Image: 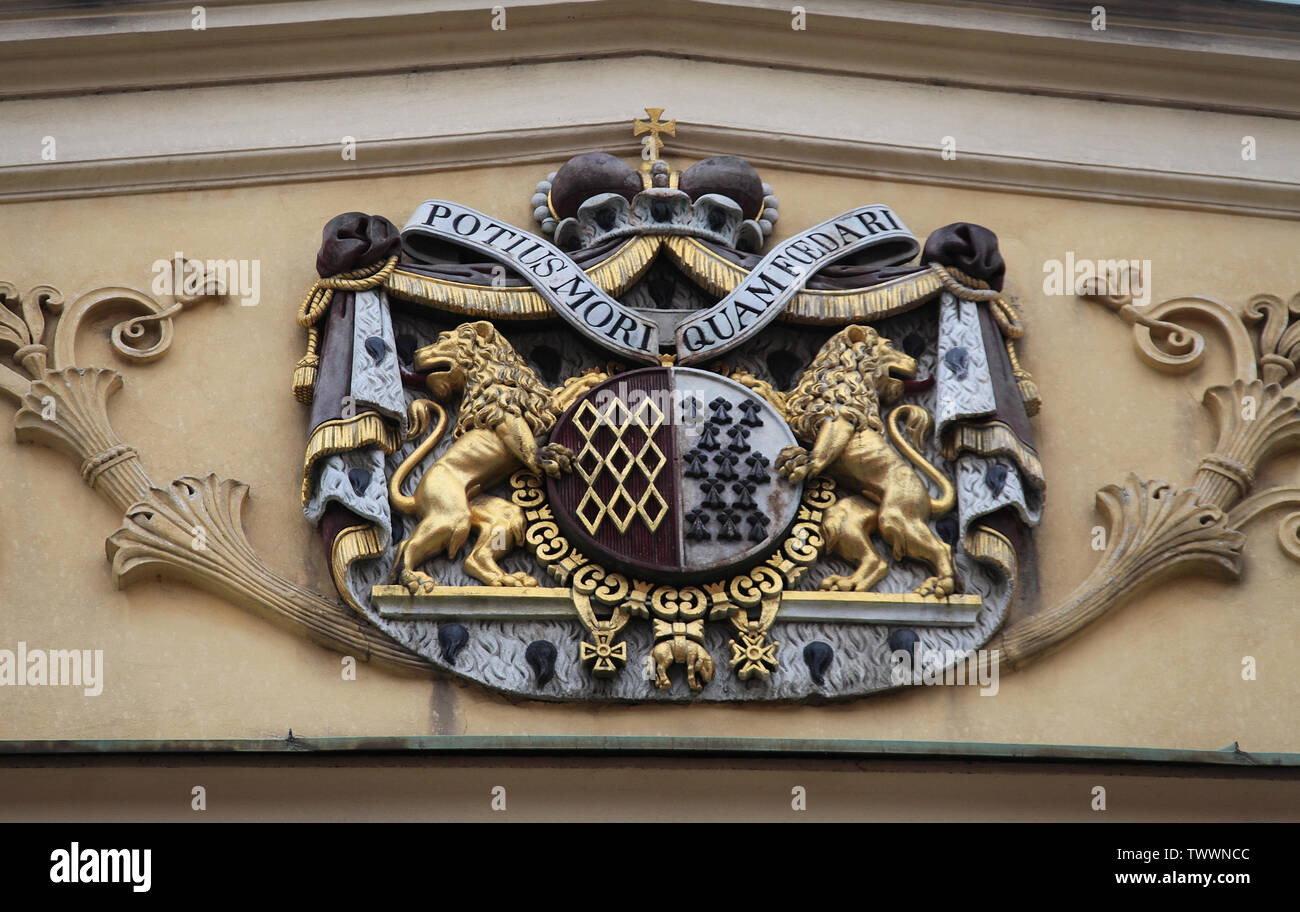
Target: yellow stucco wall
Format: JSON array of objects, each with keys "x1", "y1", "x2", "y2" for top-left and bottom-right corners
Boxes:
[{"x1": 2, "y1": 162, "x2": 1297, "y2": 749}]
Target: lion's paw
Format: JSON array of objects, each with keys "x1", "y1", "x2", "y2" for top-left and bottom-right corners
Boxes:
[
  {"x1": 534, "y1": 443, "x2": 575, "y2": 478},
  {"x1": 914, "y1": 576, "x2": 955, "y2": 599},
  {"x1": 819, "y1": 574, "x2": 867, "y2": 592},
  {"x1": 472, "y1": 569, "x2": 538, "y2": 587},
  {"x1": 400, "y1": 569, "x2": 438, "y2": 596},
  {"x1": 776, "y1": 445, "x2": 813, "y2": 482}
]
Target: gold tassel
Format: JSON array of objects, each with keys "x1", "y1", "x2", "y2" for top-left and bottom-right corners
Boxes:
[
  {"x1": 1004, "y1": 338, "x2": 1042, "y2": 417},
  {"x1": 291, "y1": 255, "x2": 399, "y2": 406},
  {"x1": 292, "y1": 356, "x2": 319, "y2": 405},
  {"x1": 1017, "y1": 375, "x2": 1042, "y2": 417},
  {"x1": 292, "y1": 326, "x2": 321, "y2": 404}
]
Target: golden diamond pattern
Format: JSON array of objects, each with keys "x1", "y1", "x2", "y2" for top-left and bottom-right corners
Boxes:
[
  {"x1": 637, "y1": 484, "x2": 669, "y2": 530},
  {"x1": 571, "y1": 391, "x2": 668, "y2": 536},
  {"x1": 605, "y1": 486, "x2": 638, "y2": 533},
  {"x1": 576, "y1": 487, "x2": 607, "y2": 531}
]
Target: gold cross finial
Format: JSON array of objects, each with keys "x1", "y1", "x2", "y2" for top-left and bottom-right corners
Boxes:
[{"x1": 633, "y1": 107, "x2": 676, "y2": 163}]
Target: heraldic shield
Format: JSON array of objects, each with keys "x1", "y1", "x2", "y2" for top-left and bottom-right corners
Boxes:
[
  {"x1": 294, "y1": 109, "x2": 1046, "y2": 702},
  {"x1": 547, "y1": 367, "x2": 802, "y2": 583}
]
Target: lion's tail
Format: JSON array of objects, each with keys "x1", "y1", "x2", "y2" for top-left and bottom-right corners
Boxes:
[
  {"x1": 887, "y1": 404, "x2": 955, "y2": 516},
  {"x1": 388, "y1": 399, "x2": 448, "y2": 516}
]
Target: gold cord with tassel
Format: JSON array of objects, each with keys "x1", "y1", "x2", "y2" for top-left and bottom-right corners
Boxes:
[{"x1": 292, "y1": 255, "x2": 400, "y2": 405}]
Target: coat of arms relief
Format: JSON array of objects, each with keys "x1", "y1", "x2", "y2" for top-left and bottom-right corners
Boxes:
[
  {"x1": 4, "y1": 109, "x2": 1296, "y2": 703},
  {"x1": 293, "y1": 108, "x2": 1044, "y2": 701}
]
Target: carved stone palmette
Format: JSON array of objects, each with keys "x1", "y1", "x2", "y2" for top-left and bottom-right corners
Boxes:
[
  {"x1": 999, "y1": 282, "x2": 1300, "y2": 671},
  {"x1": 988, "y1": 476, "x2": 1244, "y2": 670},
  {"x1": 106, "y1": 475, "x2": 426, "y2": 670},
  {"x1": 0, "y1": 282, "x2": 59, "y2": 384},
  {"x1": 2, "y1": 277, "x2": 429, "y2": 673},
  {"x1": 1195, "y1": 379, "x2": 1300, "y2": 510},
  {"x1": 1244, "y1": 292, "x2": 1300, "y2": 386},
  {"x1": 14, "y1": 368, "x2": 150, "y2": 512}
]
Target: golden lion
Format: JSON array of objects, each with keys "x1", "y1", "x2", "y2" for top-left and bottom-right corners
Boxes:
[
  {"x1": 387, "y1": 320, "x2": 607, "y2": 593},
  {"x1": 731, "y1": 324, "x2": 958, "y2": 597}
]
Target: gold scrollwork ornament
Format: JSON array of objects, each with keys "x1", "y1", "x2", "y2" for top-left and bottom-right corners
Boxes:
[{"x1": 509, "y1": 470, "x2": 837, "y2": 690}]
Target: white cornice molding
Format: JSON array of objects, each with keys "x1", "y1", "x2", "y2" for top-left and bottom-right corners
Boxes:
[
  {"x1": 4, "y1": 121, "x2": 1296, "y2": 220},
  {"x1": 2, "y1": 54, "x2": 1300, "y2": 218},
  {"x1": 2, "y1": 0, "x2": 1299, "y2": 116},
  {"x1": 8, "y1": 123, "x2": 1296, "y2": 221},
  {"x1": 0, "y1": 9, "x2": 1296, "y2": 217}
]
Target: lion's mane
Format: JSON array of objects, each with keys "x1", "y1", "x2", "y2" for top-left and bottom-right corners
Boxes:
[
  {"x1": 784, "y1": 325, "x2": 887, "y2": 440},
  {"x1": 445, "y1": 323, "x2": 559, "y2": 437}
]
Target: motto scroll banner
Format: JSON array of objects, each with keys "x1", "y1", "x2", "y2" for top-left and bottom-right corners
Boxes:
[
  {"x1": 675, "y1": 205, "x2": 918, "y2": 363},
  {"x1": 402, "y1": 201, "x2": 661, "y2": 364}
]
